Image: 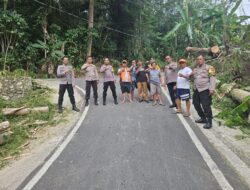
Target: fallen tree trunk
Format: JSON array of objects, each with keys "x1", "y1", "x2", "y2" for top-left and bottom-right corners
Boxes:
[
  {"x1": 221, "y1": 84, "x2": 250, "y2": 107},
  {"x1": 0, "y1": 121, "x2": 10, "y2": 133},
  {"x1": 186, "y1": 45, "x2": 220, "y2": 54},
  {"x1": 2, "y1": 106, "x2": 49, "y2": 116},
  {"x1": 230, "y1": 89, "x2": 250, "y2": 107},
  {"x1": 220, "y1": 83, "x2": 250, "y2": 124}
]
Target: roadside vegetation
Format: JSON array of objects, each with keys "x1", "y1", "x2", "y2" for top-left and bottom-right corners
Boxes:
[{"x1": 0, "y1": 82, "x2": 57, "y2": 168}]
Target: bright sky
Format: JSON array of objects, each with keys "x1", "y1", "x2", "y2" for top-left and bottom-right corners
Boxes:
[{"x1": 237, "y1": 0, "x2": 250, "y2": 24}]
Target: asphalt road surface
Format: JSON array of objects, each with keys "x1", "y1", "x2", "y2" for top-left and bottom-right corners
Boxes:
[{"x1": 19, "y1": 79, "x2": 249, "y2": 190}]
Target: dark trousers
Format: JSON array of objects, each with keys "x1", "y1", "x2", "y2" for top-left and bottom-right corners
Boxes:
[
  {"x1": 85, "y1": 80, "x2": 98, "y2": 100},
  {"x1": 193, "y1": 89, "x2": 213, "y2": 120},
  {"x1": 58, "y1": 84, "x2": 76, "y2": 106},
  {"x1": 167, "y1": 82, "x2": 176, "y2": 106},
  {"x1": 103, "y1": 81, "x2": 117, "y2": 99}
]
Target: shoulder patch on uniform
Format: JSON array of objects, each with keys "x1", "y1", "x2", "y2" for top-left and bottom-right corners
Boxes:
[{"x1": 208, "y1": 66, "x2": 216, "y2": 76}]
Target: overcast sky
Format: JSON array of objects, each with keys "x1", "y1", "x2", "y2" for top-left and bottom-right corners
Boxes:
[{"x1": 237, "y1": 0, "x2": 250, "y2": 24}]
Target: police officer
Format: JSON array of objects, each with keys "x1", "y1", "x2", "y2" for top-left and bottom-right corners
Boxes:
[
  {"x1": 57, "y1": 56, "x2": 80, "y2": 113},
  {"x1": 192, "y1": 55, "x2": 216, "y2": 129}
]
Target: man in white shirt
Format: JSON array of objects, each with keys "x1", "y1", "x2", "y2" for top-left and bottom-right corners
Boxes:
[{"x1": 174, "y1": 59, "x2": 192, "y2": 117}]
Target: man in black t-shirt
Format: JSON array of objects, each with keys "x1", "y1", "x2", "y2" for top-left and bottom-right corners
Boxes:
[{"x1": 136, "y1": 60, "x2": 149, "y2": 102}]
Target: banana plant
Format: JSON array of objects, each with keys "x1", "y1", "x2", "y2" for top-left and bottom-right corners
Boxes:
[
  {"x1": 31, "y1": 40, "x2": 65, "y2": 60},
  {"x1": 163, "y1": 1, "x2": 194, "y2": 45}
]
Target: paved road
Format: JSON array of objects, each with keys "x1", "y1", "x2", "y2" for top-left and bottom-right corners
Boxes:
[{"x1": 19, "y1": 79, "x2": 249, "y2": 190}]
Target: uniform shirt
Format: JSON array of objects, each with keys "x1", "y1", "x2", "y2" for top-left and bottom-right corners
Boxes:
[
  {"x1": 57, "y1": 64, "x2": 75, "y2": 86},
  {"x1": 177, "y1": 67, "x2": 192, "y2": 89},
  {"x1": 81, "y1": 63, "x2": 99, "y2": 81},
  {"x1": 136, "y1": 66, "x2": 148, "y2": 83},
  {"x1": 149, "y1": 69, "x2": 161, "y2": 85},
  {"x1": 193, "y1": 63, "x2": 216, "y2": 92},
  {"x1": 100, "y1": 65, "x2": 115, "y2": 82},
  {"x1": 165, "y1": 62, "x2": 178, "y2": 84}
]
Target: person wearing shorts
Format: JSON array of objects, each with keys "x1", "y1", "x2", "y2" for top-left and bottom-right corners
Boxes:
[
  {"x1": 118, "y1": 60, "x2": 132, "y2": 103},
  {"x1": 149, "y1": 62, "x2": 165, "y2": 106},
  {"x1": 175, "y1": 59, "x2": 192, "y2": 117}
]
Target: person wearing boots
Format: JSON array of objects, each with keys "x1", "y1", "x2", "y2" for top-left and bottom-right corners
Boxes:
[
  {"x1": 57, "y1": 56, "x2": 80, "y2": 113},
  {"x1": 81, "y1": 56, "x2": 99, "y2": 106},
  {"x1": 100, "y1": 57, "x2": 118, "y2": 105},
  {"x1": 192, "y1": 55, "x2": 216, "y2": 129}
]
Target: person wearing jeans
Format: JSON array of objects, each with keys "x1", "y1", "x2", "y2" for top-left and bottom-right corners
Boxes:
[
  {"x1": 57, "y1": 56, "x2": 80, "y2": 113},
  {"x1": 81, "y1": 56, "x2": 99, "y2": 106},
  {"x1": 100, "y1": 57, "x2": 118, "y2": 105},
  {"x1": 165, "y1": 55, "x2": 178, "y2": 108},
  {"x1": 136, "y1": 60, "x2": 149, "y2": 103}
]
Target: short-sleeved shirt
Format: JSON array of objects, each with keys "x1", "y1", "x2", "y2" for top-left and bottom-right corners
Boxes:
[
  {"x1": 165, "y1": 62, "x2": 178, "y2": 84},
  {"x1": 131, "y1": 66, "x2": 137, "y2": 82},
  {"x1": 149, "y1": 69, "x2": 161, "y2": 85},
  {"x1": 177, "y1": 67, "x2": 192, "y2": 89},
  {"x1": 136, "y1": 66, "x2": 148, "y2": 82}
]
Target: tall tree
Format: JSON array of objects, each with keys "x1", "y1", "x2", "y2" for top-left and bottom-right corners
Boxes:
[{"x1": 87, "y1": 0, "x2": 94, "y2": 56}]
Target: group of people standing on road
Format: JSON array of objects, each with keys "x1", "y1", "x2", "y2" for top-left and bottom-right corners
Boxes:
[{"x1": 57, "y1": 54, "x2": 216, "y2": 129}]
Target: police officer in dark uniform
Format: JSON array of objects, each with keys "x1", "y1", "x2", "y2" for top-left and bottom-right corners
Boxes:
[{"x1": 192, "y1": 55, "x2": 216, "y2": 129}]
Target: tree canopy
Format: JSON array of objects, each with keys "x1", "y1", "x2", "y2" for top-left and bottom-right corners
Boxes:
[{"x1": 0, "y1": 0, "x2": 249, "y2": 80}]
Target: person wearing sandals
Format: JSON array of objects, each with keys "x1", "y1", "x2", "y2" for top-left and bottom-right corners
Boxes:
[
  {"x1": 149, "y1": 61, "x2": 165, "y2": 106},
  {"x1": 174, "y1": 59, "x2": 192, "y2": 117},
  {"x1": 118, "y1": 60, "x2": 132, "y2": 103}
]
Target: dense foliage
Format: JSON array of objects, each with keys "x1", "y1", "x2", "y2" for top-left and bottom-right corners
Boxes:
[{"x1": 0, "y1": 0, "x2": 249, "y2": 76}]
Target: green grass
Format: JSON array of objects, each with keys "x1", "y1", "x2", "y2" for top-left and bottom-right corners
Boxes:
[
  {"x1": 0, "y1": 87, "x2": 57, "y2": 168},
  {"x1": 213, "y1": 95, "x2": 250, "y2": 135}
]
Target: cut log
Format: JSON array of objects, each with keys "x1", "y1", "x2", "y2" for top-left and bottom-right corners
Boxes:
[
  {"x1": 2, "y1": 106, "x2": 26, "y2": 116},
  {"x1": 230, "y1": 89, "x2": 250, "y2": 107},
  {"x1": 31, "y1": 107, "x2": 49, "y2": 114},
  {"x1": 27, "y1": 120, "x2": 48, "y2": 126},
  {"x1": 220, "y1": 83, "x2": 237, "y2": 94},
  {"x1": 0, "y1": 121, "x2": 10, "y2": 133},
  {"x1": 220, "y1": 83, "x2": 250, "y2": 124},
  {"x1": 221, "y1": 84, "x2": 250, "y2": 106},
  {"x1": 2, "y1": 106, "x2": 49, "y2": 116},
  {"x1": 185, "y1": 45, "x2": 220, "y2": 54}
]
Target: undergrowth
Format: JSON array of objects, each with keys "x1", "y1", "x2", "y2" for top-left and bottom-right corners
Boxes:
[
  {"x1": 213, "y1": 95, "x2": 250, "y2": 135},
  {"x1": 0, "y1": 86, "x2": 57, "y2": 168}
]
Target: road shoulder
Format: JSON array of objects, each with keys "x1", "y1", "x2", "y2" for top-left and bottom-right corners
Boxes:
[
  {"x1": 161, "y1": 87, "x2": 250, "y2": 188},
  {"x1": 0, "y1": 79, "x2": 85, "y2": 190}
]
